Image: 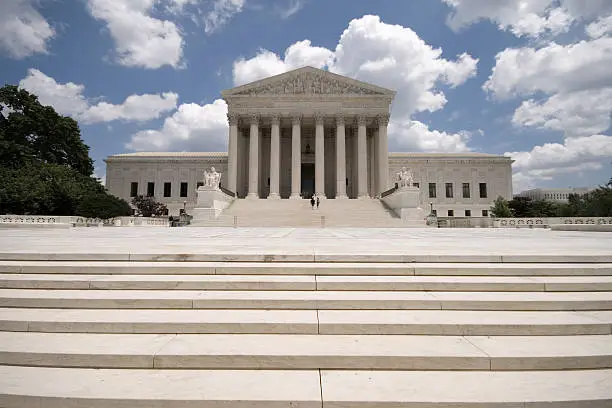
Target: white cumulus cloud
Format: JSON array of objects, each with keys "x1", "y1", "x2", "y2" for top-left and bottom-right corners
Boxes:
[
  {"x1": 443, "y1": 0, "x2": 612, "y2": 38},
  {"x1": 0, "y1": 0, "x2": 55, "y2": 58},
  {"x1": 19, "y1": 69, "x2": 178, "y2": 124},
  {"x1": 86, "y1": 0, "x2": 184, "y2": 69},
  {"x1": 229, "y1": 15, "x2": 478, "y2": 153},
  {"x1": 127, "y1": 99, "x2": 229, "y2": 151},
  {"x1": 507, "y1": 135, "x2": 612, "y2": 190}
]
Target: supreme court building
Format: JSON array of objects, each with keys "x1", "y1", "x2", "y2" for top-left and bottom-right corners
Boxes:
[{"x1": 106, "y1": 67, "x2": 513, "y2": 217}]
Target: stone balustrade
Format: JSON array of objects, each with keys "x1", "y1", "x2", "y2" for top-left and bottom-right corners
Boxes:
[
  {"x1": 495, "y1": 217, "x2": 612, "y2": 228},
  {"x1": 0, "y1": 215, "x2": 170, "y2": 227}
]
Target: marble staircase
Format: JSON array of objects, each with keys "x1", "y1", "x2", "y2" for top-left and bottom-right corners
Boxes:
[
  {"x1": 190, "y1": 198, "x2": 409, "y2": 227},
  {"x1": 0, "y1": 252, "x2": 611, "y2": 406}
]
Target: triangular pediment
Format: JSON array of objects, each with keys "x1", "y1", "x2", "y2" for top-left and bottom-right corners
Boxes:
[{"x1": 222, "y1": 66, "x2": 396, "y2": 97}]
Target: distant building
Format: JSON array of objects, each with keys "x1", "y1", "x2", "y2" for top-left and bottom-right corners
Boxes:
[{"x1": 516, "y1": 187, "x2": 592, "y2": 203}]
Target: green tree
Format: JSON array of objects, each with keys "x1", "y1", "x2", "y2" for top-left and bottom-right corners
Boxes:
[
  {"x1": 0, "y1": 85, "x2": 130, "y2": 218},
  {"x1": 77, "y1": 193, "x2": 133, "y2": 219},
  {"x1": 0, "y1": 85, "x2": 93, "y2": 176},
  {"x1": 508, "y1": 197, "x2": 534, "y2": 217},
  {"x1": 490, "y1": 196, "x2": 513, "y2": 217},
  {"x1": 131, "y1": 195, "x2": 168, "y2": 217}
]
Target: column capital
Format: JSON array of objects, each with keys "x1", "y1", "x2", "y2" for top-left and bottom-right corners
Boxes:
[
  {"x1": 377, "y1": 113, "x2": 390, "y2": 126},
  {"x1": 356, "y1": 114, "x2": 367, "y2": 127},
  {"x1": 248, "y1": 113, "x2": 259, "y2": 125},
  {"x1": 270, "y1": 114, "x2": 281, "y2": 126},
  {"x1": 314, "y1": 112, "x2": 325, "y2": 125},
  {"x1": 227, "y1": 113, "x2": 239, "y2": 126},
  {"x1": 335, "y1": 116, "x2": 345, "y2": 126},
  {"x1": 291, "y1": 114, "x2": 302, "y2": 125}
]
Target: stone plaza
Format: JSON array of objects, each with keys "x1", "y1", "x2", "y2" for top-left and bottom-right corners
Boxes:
[{"x1": 0, "y1": 227, "x2": 611, "y2": 406}]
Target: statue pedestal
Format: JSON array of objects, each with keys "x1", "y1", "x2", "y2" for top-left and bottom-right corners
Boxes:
[
  {"x1": 191, "y1": 187, "x2": 235, "y2": 222},
  {"x1": 380, "y1": 187, "x2": 429, "y2": 227}
]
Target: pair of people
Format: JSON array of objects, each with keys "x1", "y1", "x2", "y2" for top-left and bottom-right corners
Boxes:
[{"x1": 310, "y1": 195, "x2": 320, "y2": 209}]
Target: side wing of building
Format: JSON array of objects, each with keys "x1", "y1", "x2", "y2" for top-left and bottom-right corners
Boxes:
[{"x1": 105, "y1": 151, "x2": 513, "y2": 217}]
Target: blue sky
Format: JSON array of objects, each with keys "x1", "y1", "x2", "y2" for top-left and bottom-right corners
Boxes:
[{"x1": 2, "y1": 0, "x2": 611, "y2": 192}]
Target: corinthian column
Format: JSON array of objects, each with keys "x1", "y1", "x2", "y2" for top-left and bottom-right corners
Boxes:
[
  {"x1": 268, "y1": 114, "x2": 281, "y2": 199},
  {"x1": 335, "y1": 115, "x2": 347, "y2": 199},
  {"x1": 247, "y1": 114, "x2": 259, "y2": 199},
  {"x1": 290, "y1": 114, "x2": 302, "y2": 199},
  {"x1": 227, "y1": 113, "x2": 239, "y2": 194},
  {"x1": 315, "y1": 113, "x2": 326, "y2": 199},
  {"x1": 377, "y1": 113, "x2": 390, "y2": 195},
  {"x1": 357, "y1": 114, "x2": 368, "y2": 198}
]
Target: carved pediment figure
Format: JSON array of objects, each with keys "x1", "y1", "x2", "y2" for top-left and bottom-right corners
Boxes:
[
  {"x1": 224, "y1": 67, "x2": 396, "y2": 97},
  {"x1": 235, "y1": 71, "x2": 381, "y2": 95}
]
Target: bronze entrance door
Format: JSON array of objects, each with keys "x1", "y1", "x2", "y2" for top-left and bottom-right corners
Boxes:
[{"x1": 301, "y1": 163, "x2": 315, "y2": 198}]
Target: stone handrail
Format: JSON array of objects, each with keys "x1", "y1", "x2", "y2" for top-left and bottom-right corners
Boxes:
[
  {"x1": 219, "y1": 185, "x2": 236, "y2": 198},
  {"x1": 380, "y1": 185, "x2": 398, "y2": 198}
]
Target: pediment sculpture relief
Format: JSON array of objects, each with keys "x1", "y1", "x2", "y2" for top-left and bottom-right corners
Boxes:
[{"x1": 235, "y1": 72, "x2": 382, "y2": 96}]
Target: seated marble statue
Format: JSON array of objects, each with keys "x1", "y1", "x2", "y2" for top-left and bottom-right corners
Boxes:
[
  {"x1": 397, "y1": 167, "x2": 414, "y2": 188},
  {"x1": 203, "y1": 167, "x2": 222, "y2": 189}
]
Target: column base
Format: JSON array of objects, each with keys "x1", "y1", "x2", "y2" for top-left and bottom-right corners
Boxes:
[
  {"x1": 289, "y1": 194, "x2": 302, "y2": 200},
  {"x1": 246, "y1": 193, "x2": 260, "y2": 200},
  {"x1": 335, "y1": 194, "x2": 349, "y2": 200},
  {"x1": 267, "y1": 193, "x2": 281, "y2": 200},
  {"x1": 357, "y1": 194, "x2": 370, "y2": 200}
]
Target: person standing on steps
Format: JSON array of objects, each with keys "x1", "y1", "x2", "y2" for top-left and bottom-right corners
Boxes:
[
  {"x1": 316, "y1": 196, "x2": 320, "y2": 209},
  {"x1": 310, "y1": 195, "x2": 315, "y2": 209}
]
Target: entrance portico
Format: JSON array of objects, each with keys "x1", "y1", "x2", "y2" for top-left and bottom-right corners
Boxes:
[{"x1": 222, "y1": 67, "x2": 395, "y2": 199}]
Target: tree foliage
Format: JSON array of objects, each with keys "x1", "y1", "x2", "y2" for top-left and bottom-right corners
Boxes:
[
  {"x1": 0, "y1": 85, "x2": 130, "y2": 218},
  {"x1": 493, "y1": 181, "x2": 612, "y2": 218},
  {"x1": 131, "y1": 195, "x2": 168, "y2": 217},
  {"x1": 0, "y1": 85, "x2": 93, "y2": 176},
  {"x1": 490, "y1": 196, "x2": 513, "y2": 217}
]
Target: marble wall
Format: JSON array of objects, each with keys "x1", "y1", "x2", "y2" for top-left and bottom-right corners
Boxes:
[{"x1": 106, "y1": 152, "x2": 513, "y2": 216}]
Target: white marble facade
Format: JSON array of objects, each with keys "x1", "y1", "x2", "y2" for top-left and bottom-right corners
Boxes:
[{"x1": 105, "y1": 67, "x2": 513, "y2": 216}]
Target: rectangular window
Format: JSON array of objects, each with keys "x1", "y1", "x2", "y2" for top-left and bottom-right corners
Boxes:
[
  {"x1": 180, "y1": 182, "x2": 188, "y2": 197},
  {"x1": 130, "y1": 182, "x2": 138, "y2": 197},
  {"x1": 462, "y1": 182, "x2": 470, "y2": 198},
  {"x1": 479, "y1": 183, "x2": 488, "y2": 198},
  {"x1": 448, "y1": 209, "x2": 454, "y2": 217},
  {"x1": 164, "y1": 182, "x2": 171, "y2": 198},
  {"x1": 428, "y1": 183, "x2": 436, "y2": 198},
  {"x1": 465, "y1": 209, "x2": 471, "y2": 217},
  {"x1": 482, "y1": 209, "x2": 489, "y2": 217},
  {"x1": 147, "y1": 182, "x2": 155, "y2": 197},
  {"x1": 445, "y1": 183, "x2": 453, "y2": 198}
]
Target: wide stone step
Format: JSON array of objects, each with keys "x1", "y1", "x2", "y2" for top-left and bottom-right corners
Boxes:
[
  {"x1": 1, "y1": 332, "x2": 610, "y2": 370},
  {"x1": 2, "y1": 274, "x2": 612, "y2": 291},
  {"x1": 3, "y1": 308, "x2": 610, "y2": 335},
  {"x1": 2, "y1": 261, "x2": 611, "y2": 276},
  {"x1": 1, "y1": 366, "x2": 610, "y2": 407},
  {"x1": 0, "y1": 308, "x2": 319, "y2": 333},
  {"x1": 0, "y1": 366, "x2": 322, "y2": 408},
  {"x1": 2, "y1": 289, "x2": 611, "y2": 310},
  {"x1": 321, "y1": 369, "x2": 612, "y2": 407}
]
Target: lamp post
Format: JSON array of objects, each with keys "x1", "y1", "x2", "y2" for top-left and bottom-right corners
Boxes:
[
  {"x1": 183, "y1": 201, "x2": 187, "y2": 214},
  {"x1": 429, "y1": 202, "x2": 433, "y2": 214}
]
